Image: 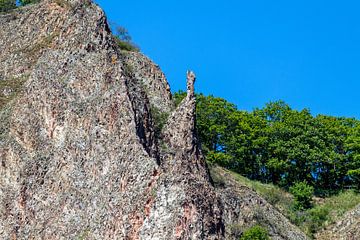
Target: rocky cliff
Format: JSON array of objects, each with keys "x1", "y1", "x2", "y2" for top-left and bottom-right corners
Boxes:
[{"x1": 0, "y1": 1, "x2": 308, "y2": 239}]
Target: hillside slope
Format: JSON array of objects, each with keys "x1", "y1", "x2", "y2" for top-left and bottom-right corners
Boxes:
[
  {"x1": 211, "y1": 166, "x2": 308, "y2": 240},
  {"x1": 316, "y1": 204, "x2": 360, "y2": 240}
]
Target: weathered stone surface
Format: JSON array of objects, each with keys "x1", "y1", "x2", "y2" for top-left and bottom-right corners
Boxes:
[
  {"x1": 0, "y1": 1, "x2": 221, "y2": 239},
  {"x1": 316, "y1": 204, "x2": 360, "y2": 240},
  {"x1": 122, "y1": 51, "x2": 173, "y2": 113}
]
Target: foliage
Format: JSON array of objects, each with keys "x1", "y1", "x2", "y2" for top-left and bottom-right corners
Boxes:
[
  {"x1": 151, "y1": 105, "x2": 169, "y2": 139},
  {"x1": 227, "y1": 169, "x2": 293, "y2": 209},
  {"x1": 289, "y1": 190, "x2": 360, "y2": 237},
  {"x1": 175, "y1": 89, "x2": 360, "y2": 194},
  {"x1": 173, "y1": 90, "x2": 186, "y2": 107},
  {"x1": 113, "y1": 25, "x2": 140, "y2": 52},
  {"x1": 289, "y1": 181, "x2": 314, "y2": 210},
  {"x1": 19, "y1": 0, "x2": 40, "y2": 6},
  {"x1": 240, "y1": 225, "x2": 270, "y2": 240},
  {"x1": 345, "y1": 124, "x2": 360, "y2": 189},
  {"x1": 226, "y1": 166, "x2": 360, "y2": 238},
  {"x1": 114, "y1": 37, "x2": 140, "y2": 52},
  {"x1": 0, "y1": 0, "x2": 16, "y2": 12}
]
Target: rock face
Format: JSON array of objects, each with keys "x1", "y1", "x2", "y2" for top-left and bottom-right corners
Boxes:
[
  {"x1": 316, "y1": 204, "x2": 360, "y2": 240},
  {"x1": 0, "y1": 1, "x2": 221, "y2": 239},
  {"x1": 0, "y1": 1, "x2": 307, "y2": 239},
  {"x1": 122, "y1": 52, "x2": 173, "y2": 113}
]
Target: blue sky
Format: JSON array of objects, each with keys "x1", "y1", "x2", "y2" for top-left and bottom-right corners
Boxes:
[{"x1": 95, "y1": 0, "x2": 359, "y2": 119}]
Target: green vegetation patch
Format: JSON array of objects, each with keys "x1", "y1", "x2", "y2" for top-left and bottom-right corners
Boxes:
[
  {"x1": 0, "y1": 0, "x2": 16, "y2": 13},
  {"x1": 291, "y1": 190, "x2": 360, "y2": 237},
  {"x1": 290, "y1": 181, "x2": 314, "y2": 210},
  {"x1": 151, "y1": 105, "x2": 169, "y2": 139},
  {"x1": 113, "y1": 25, "x2": 140, "y2": 52},
  {"x1": 228, "y1": 169, "x2": 293, "y2": 211},
  {"x1": 223, "y1": 167, "x2": 360, "y2": 238},
  {"x1": 0, "y1": 75, "x2": 28, "y2": 110},
  {"x1": 0, "y1": 0, "x2": 41, "y2": 13},
  {"x1": 240, "y1": 225, "x2": 270, "y2": 240},
  {"x1": 115, "y1": 37, "x2": 140, "y2": 52}
]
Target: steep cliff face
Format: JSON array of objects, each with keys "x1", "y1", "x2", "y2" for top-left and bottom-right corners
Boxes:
[
  {"x1": 316, "y1": 204, "x2": 360, "y2": 240},
  {"x1": 0, "y1": 1, "x2": 308, "y2": 239},
  {"x1": 0, "y1": 1, "x2": 221, "y2": 239},
  {"x1": 122, "y1": 52, "x2": 173, "y2": 113}
]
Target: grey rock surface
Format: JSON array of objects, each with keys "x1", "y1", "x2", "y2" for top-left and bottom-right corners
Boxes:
[
  {"x1": 0, "y1": 1, "x2": 221, "y2": 239},
  {"x1": 122, "y1": 51, "x2": 173, "y2": 114}
]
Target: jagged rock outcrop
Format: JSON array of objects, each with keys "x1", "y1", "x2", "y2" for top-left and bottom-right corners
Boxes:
[
  {"x1": 316, "y1": 204, "x2": 360, "y2": 240},
  {"x1": 122, "y1": 52, "x2": 173, "y2": 113},
  {"x1": 211, "y1": 167, "x2": 308, "y2": 240},
  {"x1": 0, "y1": 1, "x2": 221, "y2": 239},
  {"x1": 0, "y1": 1, "x2": 309, "y2": 239}
]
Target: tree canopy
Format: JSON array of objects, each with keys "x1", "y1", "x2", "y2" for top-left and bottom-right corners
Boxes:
[{"x1": 173, "y1": 92, "x2": 360, "y2": 195}]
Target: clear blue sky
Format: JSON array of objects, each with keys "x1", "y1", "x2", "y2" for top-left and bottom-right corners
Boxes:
[{"x1": 95, "y1": 0, "x2": 359, "y2": 119}]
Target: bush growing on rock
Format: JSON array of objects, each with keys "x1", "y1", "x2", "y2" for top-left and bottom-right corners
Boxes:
[
  {"x1": 0, "y1": 0, "x2": 16, "y2": 12},
  {"x1": 290, "y1": 181, "x2": 314, "y2": 210},
  {"x1": 240, "y1": 225, "x2": 270, "y2": 240},
  {"x1": 113, "y1": 25, "x2": 140, "y2": 52}
]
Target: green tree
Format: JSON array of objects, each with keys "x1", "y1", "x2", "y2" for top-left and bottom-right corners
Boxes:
[
  {"x1": 174, "y1": 90, "x2": 360, "y2": 194},
  {"x1": 346, "y1": 123, "x2": 360, "y2": 189},
  {"x1": 0, "y1": 0, "x2": 16, "y2": 12},
  {"x1": 173, "y1": 90, "x2": 186, "y2": 107},
  {"x1": 195, "y1": 94, "x2": 237, "y2": 153},
  {"x1": 113, "y1": 24, "x2": 139, "y2": 52}
]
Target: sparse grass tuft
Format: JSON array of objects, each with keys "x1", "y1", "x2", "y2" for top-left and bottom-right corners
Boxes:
[
  {"x1": 114, "y1": 36, "x2": 139, "y2": 52},
  {"x1": 228, "y1": 170, "x2": 293, "y2": 213},
  {"x1": 0, "y1": 75, "x2": 28, "y2": 109}
]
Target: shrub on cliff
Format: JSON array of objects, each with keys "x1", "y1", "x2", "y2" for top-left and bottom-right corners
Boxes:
[
  {"x1": 0, "y1": 0, "x2": 16, "y2": 12},
  {"x1": 240, "y1": 225, "x2": 270, "y2": 240},
  {"x1": 113, "y1": 25, "x2": 139, "y2": 52}
]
